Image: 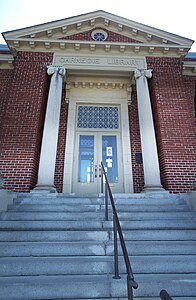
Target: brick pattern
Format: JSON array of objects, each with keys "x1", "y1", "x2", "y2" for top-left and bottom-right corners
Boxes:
[
  {"x1": 147, "y1": 57, "x2": 196, "y2": 192},
  {"x1": 54, "y1": 88, "x2": 68, "y2": 192},
  {"x1": 60, "y1": 28, "x2": 142, "y2": 43},
  {"x1": 0, "y1": 69, "x2": 12, "y2": 132},
  {"x1": 0, "y1": 51, "x2": 53, "y2": 192},
  {"x1": 128, "y1": 91, "x2": 144, "y2": 192}
]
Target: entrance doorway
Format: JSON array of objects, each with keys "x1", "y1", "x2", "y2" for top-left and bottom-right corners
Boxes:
[
  {"x1": 63, "y1": 86, "x2": 134, "y2": 195},
  {"x1": 73, "y1": 132, "x2": 123, "y2": 194}
]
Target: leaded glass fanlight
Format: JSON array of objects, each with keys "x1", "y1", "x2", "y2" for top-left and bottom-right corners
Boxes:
[{"x1": 77, "y1": 106, "x2": 119, "y2": 129}]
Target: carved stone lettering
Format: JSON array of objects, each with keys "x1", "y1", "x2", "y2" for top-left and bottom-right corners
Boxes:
[
  {"x1": 60, "y1": 57, "x2": 100, "y2": 65},
  {"x1": 53, "y1": 54, "x2": 146, "y2": 70},
  {"x1": 107, "y1": 58, "x2": 139, "y2": 67}
]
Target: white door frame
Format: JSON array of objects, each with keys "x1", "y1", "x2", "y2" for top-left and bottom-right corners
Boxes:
[{"x1": 62, "y1": 80, "x2": 134, "y2": 194}]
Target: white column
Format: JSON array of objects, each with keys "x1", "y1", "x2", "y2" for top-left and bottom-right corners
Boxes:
[
  {"x1": 33, "y1": 66, "x2": 66, "y2": 193},
  {"x1": 134, "y1": 69, "x2": 164, "y2": 192}
]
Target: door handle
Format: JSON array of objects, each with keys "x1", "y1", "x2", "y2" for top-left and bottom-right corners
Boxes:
[
  {"x1": 95, "y1": 165, "x2": 98, "y2": 178},
  {"x1": 99, "y1": 164, "x2": 102, "y2": 178}
]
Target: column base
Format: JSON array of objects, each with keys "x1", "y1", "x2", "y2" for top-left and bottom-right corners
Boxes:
[
  {"x1": 186, "y1": 191, "x2": 196, "y2": 212},
  {"x1": 31, "y1": 185, "x2": 57, "y2": 194},
  {"x1": 142, "y1": 184, "x2": 168, "y2": 194}
]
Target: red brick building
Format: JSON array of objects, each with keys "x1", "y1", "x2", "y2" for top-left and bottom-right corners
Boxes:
[{"x1": 0, "y1": 11, "x2": 195, "y2": 194}]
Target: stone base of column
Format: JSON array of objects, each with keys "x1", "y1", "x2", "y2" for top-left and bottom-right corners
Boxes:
[
  {"x1": 31, "y1": 185, "x2": 57, "y2": 194},
  {"x1": 186, "y1": 190, "x2": 196, "y2": 212},
  {"x1": 142, "y1": 184, "x2": 168, "y2": 193}
]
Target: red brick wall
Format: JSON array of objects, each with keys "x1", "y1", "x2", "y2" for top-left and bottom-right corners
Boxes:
[
  {"x1": 54, "y1": 88, "x2": 68, "y2": 192},
  {"x1": 128, "y1": 90, "x2": 144, "y2": 192},
  {"x1": 60, "y1": 28, "x2": 142, "y2": 43},
  {"x1": 147, "y1": 57, "x2": 196, "y2": 192},
  {"x1": 0, "y1": 51, "x2": 53, "y2": 191},
  {"x1": 0, "y1": 69, "x2": 12, "y2": 132}
]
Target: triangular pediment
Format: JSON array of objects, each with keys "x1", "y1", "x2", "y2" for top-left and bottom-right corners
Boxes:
[{"x1": 2, "y1": 10, "x2": 194, "y2": 57}]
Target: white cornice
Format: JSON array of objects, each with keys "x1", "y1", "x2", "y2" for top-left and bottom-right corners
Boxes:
[
  {"x1": 5, "y1": 37, "x2": 191, "y2": 58},
  {"x1": 183, "y1": 60, "x2": 196, "y2": 76},
  {"x1": 0, "y1": 54, "x2": 14, "y2": 69}
]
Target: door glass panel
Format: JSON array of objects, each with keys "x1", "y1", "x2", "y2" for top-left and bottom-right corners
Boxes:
[
  {"x1": 102, "y1": 136, "x2": 118, "y2": 183},
  {"x1": 78, "y1": 135, "x2": 94, "y2": 183}
]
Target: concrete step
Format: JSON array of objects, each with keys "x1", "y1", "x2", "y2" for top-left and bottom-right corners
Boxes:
[
  {"x1": 7, "y1": 203, "x2": 101, "y2": 212},
  {"x1": 107, "y1": 240, "x2": 196, "y2": 256},
  {"x1": 1, "y1": 255, "x2": 196, "y2": 276},
  {"x1": 13, "y1": 195, "x2": 185, "y2": 206},
  {"x1": 0, "y1": 220, "x2": 103, "y2": 230},
  {"x1": 105, "y1": 219, "x2": 196, "y2": 230},
  {"x1": 1, "y1": 228, "x2": 196, "y2": 242},
  {"x1": 114, "y1": 198, "x2": 185, "y2": 206},
  {"x1": 108, "y1": 204, "x2": 191, "y2": 212},
  {"x1": 7, "y1": 203, "x2": 191, "y2": 212},
  {"x1": 0, "y1": 219, "x2": 195, "y2": 230},
  {"x1": 0, "y1": 230, "x2": 109, "y2": 242},
  {"x1": 14, "y1": 197, "x2": 104, "y2": 205},
  {"x1": 1, "y1": 211, "x2": 195, "y2": 221},
  {"x1": 0, "y1": 241, "x2": 106, "y2": 256},
  {"x1": 1, "y1": 240, "x2": 196, "y2": 257},
  {"x1": 0, "y1": 211, "x2": 103, "y2": 221},
  {"x1": 0, "y1": 274, "x2": 195, "y2": 299},
  {"x1": 135, "y1": 273, "x2": 196, "y2": 298},
  {"x1": 122, "y1": 229, "x2": 196, "y2": 241}
]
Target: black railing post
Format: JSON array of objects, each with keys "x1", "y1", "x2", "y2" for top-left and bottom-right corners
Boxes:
[
  {"x1": 127, "y1": 276, "x2": 134, "y2": 300},
  {"x1": 100, "y1": 161, "x2": 138, "y2": 299},
  {"x1": 113, "y1": 215, "x2": 121, "y2": 279},
  {"x1": 105, "y1": 182, "x2": 108, "y2": 221},
  {"x1": 101, "y1": 167, "x2": 103, "y2": 193},
  {"x1": 160, "y1": 290, "x2": 173, "y2": 300}
]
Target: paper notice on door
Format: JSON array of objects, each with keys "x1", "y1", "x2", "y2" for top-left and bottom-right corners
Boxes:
[
  {"x1": 106, "y1": 147, "x2": 112, "y2": 157},
  {"x1": 106, "y1": 158, "x2": 112, "y2": 168}
]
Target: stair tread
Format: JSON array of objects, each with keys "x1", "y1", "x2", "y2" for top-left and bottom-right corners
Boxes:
[
  {"x1": 0, "y1": 272, "x2": 195, "y2": 283},
  {"x1": 0, "y1": 274, "x2": 195, "y2": 299},
  {"x1": 1, "y1": 229, "x2": 196, "y2": 241},
  {"x1": 8, "y1": 203, "x2": 191, "y2": 212},
  {"x1": 1, "y1": 255, "x2": 196, "y2": 276},
  {"x1": 2, "y1": 211, "x2": 195, "y2": 221},
  {"x1": 0, "y1": 240, "x2": 196, "y2": 256},
  {"x1": 0, "y1": 219, "x2": 195, "y2": 230}
]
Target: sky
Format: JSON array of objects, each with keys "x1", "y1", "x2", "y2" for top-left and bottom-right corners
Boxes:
[{"x1": 0, "y1": 0, "x2": 196, "y2": 52}]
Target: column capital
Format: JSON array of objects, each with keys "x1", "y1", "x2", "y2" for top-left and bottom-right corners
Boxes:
[
  {"x1": 134, "y1": 69, "x2": 153, "y2": 80},
  {"x1": 47, "y1": 66, "x2": 66, "y2": 77}
]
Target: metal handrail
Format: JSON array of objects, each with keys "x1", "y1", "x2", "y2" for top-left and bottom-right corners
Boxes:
[
  {"x1": 160, "y1": 290, "x2": 173, "y2": 300},
  {"x1": 100, "y1": 162, "x2": 138, "y2": 300}
]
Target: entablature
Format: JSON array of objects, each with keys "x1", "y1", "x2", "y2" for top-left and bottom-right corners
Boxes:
[
  {"x1": 183, "y1": 60, "x2": 196, "y2": 76},
  {"x1": 5, "y1": 38, "x2": 191, "y2": 58},
  {"x1": 0, "y1": 54, "x2": 14, "y2": 69}
]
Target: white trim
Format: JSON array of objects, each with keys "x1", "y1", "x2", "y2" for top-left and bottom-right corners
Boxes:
[
  {"x1": 63, "y1": 77, "x2": 134, "y2": 194},
  {"x1": 91, "y1": 29, "x2": 108, "y2": 41}
]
